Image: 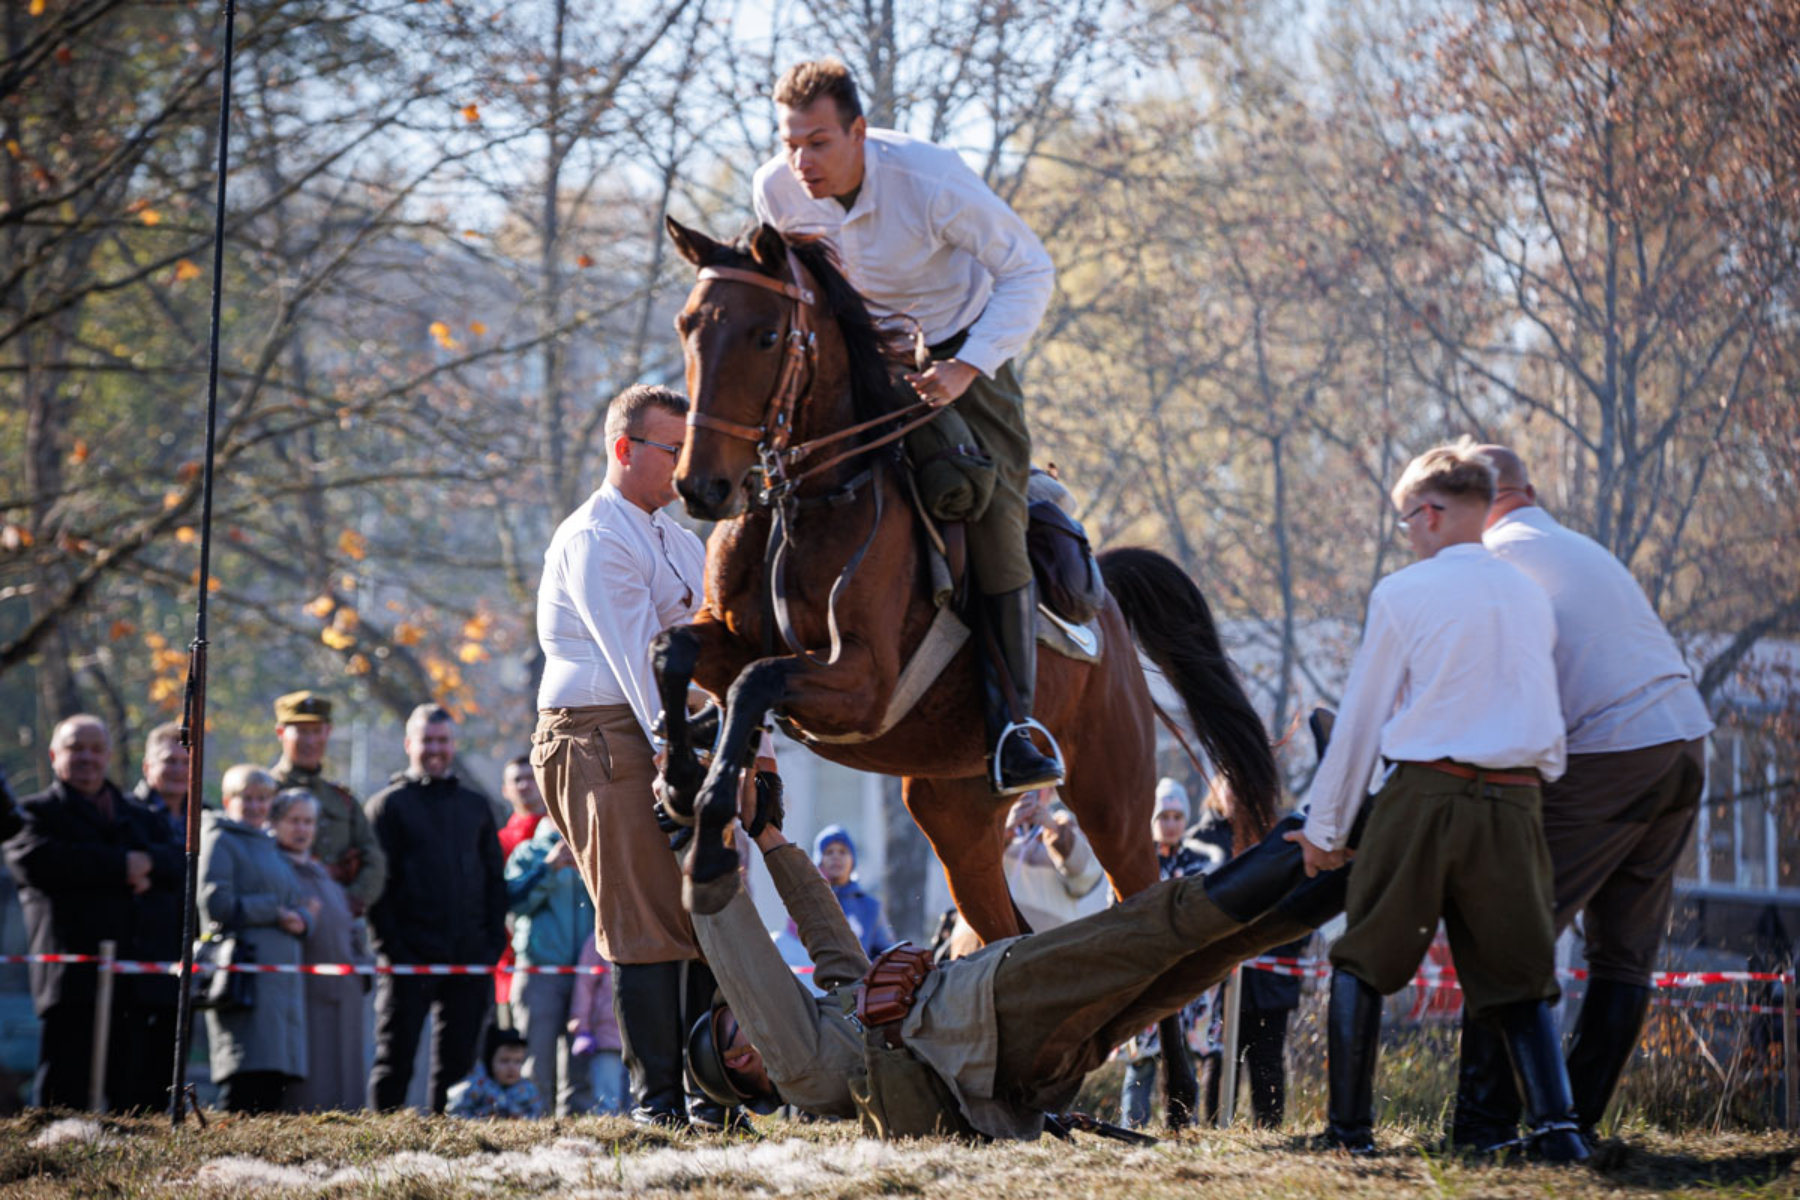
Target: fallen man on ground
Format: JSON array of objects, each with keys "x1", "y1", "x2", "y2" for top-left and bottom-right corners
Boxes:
[{"x1": 682, "y1": 787, "x2": 1347, "y2": 1140}]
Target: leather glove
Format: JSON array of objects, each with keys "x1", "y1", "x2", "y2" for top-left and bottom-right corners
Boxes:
[
  {"x1": 746, "y1": 770, "x2": 784, "y2": 837},
  {"x1": 652, "y1": 796, "x2": 695, "y2": 854}
]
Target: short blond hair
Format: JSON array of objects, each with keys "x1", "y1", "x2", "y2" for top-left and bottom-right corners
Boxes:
[
  {"x1": 221, "y1": 763, "x2": 275, "y2": 800},
  {"x1": 1391, "y1": 437, "x2": 1496, "y2": 508},
  {"x1": 773, "y1": 58, "x2": 863, "y2": 126}
]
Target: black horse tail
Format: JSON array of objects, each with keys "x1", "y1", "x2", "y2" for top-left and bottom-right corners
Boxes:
[{"x1": 1098, "y1": 546, "x2": 1278, "y2": 848}]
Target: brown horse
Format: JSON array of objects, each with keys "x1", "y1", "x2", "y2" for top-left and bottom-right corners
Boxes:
[{"x1": 652, "y1": 218, "x2": 1275, "y2": 943}]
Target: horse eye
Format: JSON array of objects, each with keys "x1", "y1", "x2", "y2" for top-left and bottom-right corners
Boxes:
[{"x1": 757, "y1": 329, "x2": 780, "y2": 350}]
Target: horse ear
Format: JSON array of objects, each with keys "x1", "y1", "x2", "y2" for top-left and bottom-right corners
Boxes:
[
  {"x1": 667, "y1": 216, "x2": 720, "y2": 267},
  {"x1": 749, "y1": 223, "x2": 788, "y2": 275}
]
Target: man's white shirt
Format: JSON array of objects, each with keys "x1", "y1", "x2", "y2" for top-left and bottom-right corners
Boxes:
[
  {"x1": 536, "y1": 483, "x2": 706, "y2": 742},
  {"x1": 1301, "y1": 543, "x2": 1566, "y2": 853},
  {"x1": 753, "y1": 128, "x2": 1054, "y2": 378},
  {"x1": 1485, "y1": 507, "x2": 1712, "y2": 755}
]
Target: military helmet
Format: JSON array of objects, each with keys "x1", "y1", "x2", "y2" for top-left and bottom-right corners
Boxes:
[{"x1": 685, "y1": 1004, "x2": 782, "y2": 1115}]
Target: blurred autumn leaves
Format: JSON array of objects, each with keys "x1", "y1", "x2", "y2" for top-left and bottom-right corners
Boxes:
[{"x1": 0, "y1": 0, "x2": 1795, "y2": 792}]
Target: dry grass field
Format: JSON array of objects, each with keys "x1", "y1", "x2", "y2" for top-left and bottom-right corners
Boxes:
[{"x1": 0, "y1": 1109, "x2": 1793, "y2": 1200}]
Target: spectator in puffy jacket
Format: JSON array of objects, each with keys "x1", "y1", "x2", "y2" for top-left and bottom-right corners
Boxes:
[
  {"x1": 811, "y1": 825, "x2": 892, "y2": 957},
  {"x1": 506, "y1": 823, "x2": 597, "y2": 1115},
  {"x1": 1121, "y1": 778, "x2": 1220, "y2": 1128},
  {"x1": 448, "y1": 1027, "x2": 543, "y2": 1119},
  {"x1": 494, "y1": 755, "x2": 548, "y2": 1018}
]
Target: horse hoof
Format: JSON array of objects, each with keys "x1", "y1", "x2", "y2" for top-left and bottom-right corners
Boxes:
[
  {"x1": 683, "y1": 865, "x2": 740, "y2": 915},
  {"x1": 682, "y1": 825, "x2": 741, "y2": 916}
]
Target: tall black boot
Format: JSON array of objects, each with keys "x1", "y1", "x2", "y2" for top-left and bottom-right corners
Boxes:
[
  {"x1": 1324, "y1": 970, "x2": 1383, "y2": 1154},
  {"x1": 1493, "y1": 999, "x2": 1591, "y2": 1164},
  {"x1": 983, "y1": 585, "x2": 1063, "y2": 795},
  {"x1": 1202, "y1": 813, "x2": 1308, "y2": 924},
  {"x1": 614, "y1": 961, "x2": 687, "y2": 1127},
  {"x1": 1565, "y1": 978, "x2": 1652, "y2": 1140},
  {"x1": 1450, "y1": 1010, "x2": 1522, "y2": 1153}
]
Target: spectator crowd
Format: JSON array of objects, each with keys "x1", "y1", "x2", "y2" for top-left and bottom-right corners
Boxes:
[{"x1": 0, "y1": 693, "x2": 629, "y2": 1119}]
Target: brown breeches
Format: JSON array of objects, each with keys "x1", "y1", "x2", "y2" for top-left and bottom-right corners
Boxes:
[{"x1": 531, "y1": 705, "x2": 697, "y2": 964}]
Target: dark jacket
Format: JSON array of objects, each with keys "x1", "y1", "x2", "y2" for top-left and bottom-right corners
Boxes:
[
  {"x1": 129, "y1": 778, "x2": 187, "y2": 842},
  {"x1": 4, "y1": 779, "x2": 184, "y2": 1014},
  {"x1": 365, "y1": 770, "x2": 506, "y2": 966},
  {"x1": 0, "y1": 764, "x2": 22, "y2": 843},
  {"x1": 1241, "y1": 933, "x2": 1307, "y2": 1012}
]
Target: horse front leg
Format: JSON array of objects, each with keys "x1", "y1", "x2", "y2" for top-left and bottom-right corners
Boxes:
[
  {"x1": 650, "y1": 625, "x2": 709, "y2": 822},
  {"x1": 683, "y1": 656, "x2": 799, "y2": 914}
]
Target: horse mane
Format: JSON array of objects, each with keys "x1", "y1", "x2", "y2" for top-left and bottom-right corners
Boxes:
[{"x1": 719, "y1": 231, "x2": 914, "y2": 428}]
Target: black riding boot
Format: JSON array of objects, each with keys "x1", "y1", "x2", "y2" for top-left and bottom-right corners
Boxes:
[
  {"x1": 1202, "y1": 813, "x2": 1309, "y2": 924},
  {"x1": 983, "y1": 584, "x2": 1063, "y2": 795},
  {"x1": 614, "y1": 961, "x2": 687, "y2": 1127},
  {"x1": 1565, "y1": 978, "x2": 1651, "y2": 1140},
  {"x1": 1450, "y1": 1010, "x2": 1522, "y2": 1153},
  {"x1": 1494, "y1": 1000, "x2": 1591, "y2": 1164},
  {"x1": 1324, "y1": 970, "x2": 1383, "y2": 1154}
]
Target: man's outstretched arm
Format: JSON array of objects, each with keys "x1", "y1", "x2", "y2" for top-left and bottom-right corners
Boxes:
[{"x1": 749, "y1": 823, "x2": 871, "y2": 990}]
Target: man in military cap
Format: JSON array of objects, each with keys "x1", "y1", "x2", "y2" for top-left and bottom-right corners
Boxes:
[{"x1": 271, "y1": 690, "x2": 387, "y2": 916}]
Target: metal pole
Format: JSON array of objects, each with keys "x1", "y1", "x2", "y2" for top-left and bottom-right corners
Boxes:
[
  {"x1": 89, "y1": 939, "x2": 117, "y2": 1112},
  {"x1": 170, "y1": 0, "x2": 238, "y2": 1128},
  {"x1": 1784, "y1": 955, "x2": 1796, "y2": 1133},
  {"x1": 1218, "y1": 964, "x2": 1242, "y2": 1127}
]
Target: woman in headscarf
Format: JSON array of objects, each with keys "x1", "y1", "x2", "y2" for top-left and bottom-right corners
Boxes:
[{"x1": 270, "y1": 787, "x2": 368, "y2": 1111}]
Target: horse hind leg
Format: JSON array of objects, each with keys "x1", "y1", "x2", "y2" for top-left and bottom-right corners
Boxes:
[
  {"x1": 1056, "y1": 734, "x2": 1160, "y2": 904},
  {"x1": 906, "y1": 776, "x2": 1020, "y2": 945}
]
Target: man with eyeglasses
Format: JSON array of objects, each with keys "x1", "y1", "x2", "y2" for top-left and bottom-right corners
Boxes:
[
  {"x1": 1286, "y1": 439, "x2": 1588, "y2": 1163},
  {"x1": 1445, "y1": 446, "x2": 1713, "y2": 1154},
  {"x1": 532, "y1": 383, "x2": 728, "y2": 1127}
]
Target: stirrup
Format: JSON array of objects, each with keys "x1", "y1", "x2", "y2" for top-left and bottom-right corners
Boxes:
[{"x1": 990, "y1": 717, "x2": 1065, "y2": 796}]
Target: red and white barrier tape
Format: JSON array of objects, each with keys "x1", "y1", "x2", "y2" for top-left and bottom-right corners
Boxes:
[
  {"x1": 0, "y1": 952, "x2": 1784, "y2": 1005},
  {"x1": 0, "y1": 954, "x2": 607, "y2": 977},
  {"x1": 1238, "y1": 954, "x2": 1793, "y2": 989},
  {"x1": 0, "y1": 953, "x2": 812, "y2": 978}
]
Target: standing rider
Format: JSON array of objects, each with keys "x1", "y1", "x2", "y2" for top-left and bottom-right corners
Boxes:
[{"x1": 753, "y1": 58, "x2": 1061, "y2": 795}]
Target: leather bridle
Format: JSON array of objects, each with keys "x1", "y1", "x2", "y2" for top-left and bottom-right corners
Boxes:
[
  {"x1": 681, "y1": 256, "x2": 944, "y2": 507},
  {"x1": 681, "y1": 253, "x2": 948, "y2": 668}
]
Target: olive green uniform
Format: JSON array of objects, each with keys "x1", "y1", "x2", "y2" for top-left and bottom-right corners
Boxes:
[
  {"x1": 1329, "y1": 763, "x2": 1560, "y2": 1018},
  {"x1": 929, "y1": 337, "x2": 1032, "y2": 596}
]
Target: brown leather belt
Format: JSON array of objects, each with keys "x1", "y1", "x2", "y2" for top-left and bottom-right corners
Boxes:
[
  {"x1": 858, "y1": 943, "x2": 934, "y2": 1050},
  {"x1": 1406, "y1": 759, "x2": 1541, "y2": 788}
]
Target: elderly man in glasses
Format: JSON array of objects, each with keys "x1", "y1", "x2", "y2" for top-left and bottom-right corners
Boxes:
[
  {"x1": 533, "y1": 383, "x2": 740, "y2": 1128},
  {"x1": 1287, "y1": 438, "x2": 1587, "y2": 1163}
]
